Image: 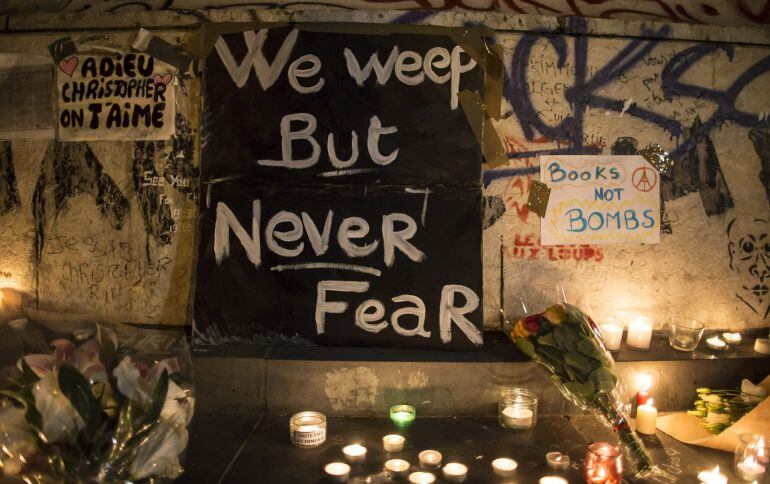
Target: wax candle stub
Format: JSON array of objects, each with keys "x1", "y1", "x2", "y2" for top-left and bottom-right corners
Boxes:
[
  {"x1": 408, "y1": 471, "x2": 436, "y2": 484},
  {"x1": 636, "y1": 399, "x2": 657, "y2": 435},
  {"x1": 384, "y1": 459, "x2": 410, "y2": 478},
  {"x1": 722, "y1": 332, "x2": 741, "y2": 344},
  {"x1": 491, "y1": 458, "x2": 518, "y2": 477},
  {"x1": 324, "y1": 462, "x2": 350, "y2": 483},
  {"x1": 546, "y1": 451, "x2": 571, "y2": 470},
  {"x1": 418, "y1": 450, "x2": 442, "y2": 468},
  {"x1": 697, "y1": 465, "x2": 727, "y2": 484},
  {"x1": 627, "y1": 316, "x2": 653, "y2": 350},
  {"x1": 753, "y1": 338, "x2": 770, "y2": 354},
  {"x1": 706, "y1": 336, "x2": 727, "y2": 351},
  {"x1": 442, "y1": 463, "x2": 468, "y2": 483},
  {"x1": 342, "y1": 444, "x2": 367, "y2": 463},
  {"x1": 502, "y1": 406, "x2": 534, "y2": 429},
  {"x1": 383, "y1": 434, "x2": 405, "y2": 453}
]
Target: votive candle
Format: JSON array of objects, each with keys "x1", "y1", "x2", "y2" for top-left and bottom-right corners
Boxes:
[
  {"x1": 383, "y1": 434, "x2": 405, "y2": 453},
  {"x1": 722, "y1": 332, "x2": 741, "y2": 344},
  {"x1": 408, "y1": 471, "x2": 436, "y2": 484},
  {"x1": 390, "y1": 404, "x2": 416, "y2": 429},
  {"x1": 627, "y1": 316, "x2": 653, "y2": 350},
  {"x1": 342, "y1": 444, "x2": 367, "y2": 463},
  {"x1": 324, "y1": 462, "x2": 350, "y2": 482},
  {"x1": 442, "y1": 463, "x2": 468, "y2": 483},
  {"x1": 706, "y1": 336, "x2": 727, "y2": 351},
  {"x1": 385, "y1": 459, "x2": 410, "y2": 478},
  {"x1": 492, "y1": 458, "x2": 518, "y2": 477},
  {"x1": 545, "y1": 451, "x2": 570, "y2": 470},
  {"x1": 601, "y1": 322, "x2": 623, "y2": 351},
  {"x1": 418, "y1": 450, "x2": 442, "y2": 468},
  {"x1": 636, "y1": 399, "x2": 657, "y2": 435},
  {"x1": 540, "y1": 477, "x2": 568, "y2": 484}
]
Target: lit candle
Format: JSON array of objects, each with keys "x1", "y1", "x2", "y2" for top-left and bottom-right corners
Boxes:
[
  {"x1": 342, "y1": 444, "x2": 367, "y2": 463},
  {"x1": 636, "y1": 373, "x2": 653, "y2": 406},
  {"x1": 636, "y1": 398, "x2": 657, "y2": 435},
  {"x1": 600, "y1": 322, "x2": 623, "y2": 351},
  {"x1": 408, "y1": 471, "x2": 436, "y2": 484},
  {"x1": 627, "y1": 316, "x2": 653, "y2": 350},
  {"x1": 539, "y1": 477, "x2": 568, "y2": 484},
  {"x1": 418, "y1": 450, "x2": 442, "y2": 468},
  {"x1": 289, "y1": 411, "x2": 326, "y2": 448},
  {"x1": 383, "y1": 434, "x2": 405, "y2": 453},
  {"x1": 722, "y1": 332, "x2": 741, "y2": 344},
  {"x1": 706, "y1": 336, "x2": 727, "y2": 351},
  {"x1": 545, "y1": 451, "x2": 570, "y2": 470},
  {"x1": 324, "y1": 462, "x2": 350, "y2": 482},
  {"x1": 736, "y1": 456, "x2": 766, "y2": 481},
  {"x1": 442, "y1": 463, "x2": 468, "y2": 483},
  {"x1": 384, "y1": 459, "x2": 410, "y2": 478},
  {"x1": 389, "y1": 404, "x2": 416, "y2": 429},
  {"x1": 501, "y1": 405, "x2": 534, "y2": 429},
  {"x1": 755, "y1": 338, "x2": 770, "y2": 354},
  {"x1": 492, "y1": 458, "x2": 518, "y2": 477},
  {"x1": 697, "y1": 465, "x2": 727, "y2": 484}
]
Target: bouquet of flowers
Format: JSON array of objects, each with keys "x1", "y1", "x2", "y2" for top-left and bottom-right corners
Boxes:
[
  {"x1": 0, "y1": 322, "x2": 194, "y2": 482},
  {"x1": 506, "y1": 303, "x2": 653, "y2": 474},
  {"x1": 687, "y1": 380, "x2": 766, "y2": 434}
]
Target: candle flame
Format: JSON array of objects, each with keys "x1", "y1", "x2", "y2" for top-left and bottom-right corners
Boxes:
[
  {"x1": 638, "y1": 373, "x2": 653, "y2": 392},
  {"x1": 646, "y1": 398, "x2": 654, "y2": 407}
]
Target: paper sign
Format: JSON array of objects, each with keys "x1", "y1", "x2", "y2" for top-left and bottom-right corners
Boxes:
[
  {"x1": 56, "y1": 54, "x2": 175, "y2": 141},
  {"x1": 540, "y1": 155, "x2": 660, "y2": 246},
  {"x1": 0, "y1": 54, "x2": 54, "y2": 140}
]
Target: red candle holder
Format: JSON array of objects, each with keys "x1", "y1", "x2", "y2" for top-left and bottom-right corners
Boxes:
[{"x1": 584, "y1": 442, "x2": 623, "y2": 484}]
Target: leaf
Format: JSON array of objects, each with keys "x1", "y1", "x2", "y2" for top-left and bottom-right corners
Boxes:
[
  {"x1": 96, "y1": 325, "x2": 118, "y2": 370},
  {"x1": 515, "y1": 337, "x2": 536, "y2": 359},
  {"x1": 536, "y1": 345, "x2": 564, "y2": 363},
  {"x1": 554, "y1": 325, "x2": 578, "y2": 353},
  {"x1": 564, "y1": 352, "x2": 593, "y2": 374},
  {"x1": 564, "y1": 380, "x2": 595, "y2": 399},
  {"x1": 58, "y1": 363, "x2": 102, "y2": 434},
  {"x1": 20, "y1": 356, "x2": 40, "y2": 384},
  {"x1": 537, "y1": 333, "x2": 558, "y2": 347},
  {"x1": 590, "y1": 367, "x2": 618, "y2": 393},
  {"x1": 144, "y1": 370, "x2": 168, "y2": 425},
  {"x1": 0, "y1": 390, "x2": 28, "y2": 407},
  {"x1": 577, "y1": 338, "x2": 604, "y2": 361}
]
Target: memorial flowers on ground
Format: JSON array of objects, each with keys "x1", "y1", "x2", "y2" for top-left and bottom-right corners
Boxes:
[{"x1": 0, "y1": 325, "x2": 194, "y2": 482}]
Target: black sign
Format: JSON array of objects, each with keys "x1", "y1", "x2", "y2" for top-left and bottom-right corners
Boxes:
[{"x1": 195, "y1": 25, "x2": 485, "y2": 349}]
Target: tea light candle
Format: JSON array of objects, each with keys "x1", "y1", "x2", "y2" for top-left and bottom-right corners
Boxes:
[
  {"x1": 390, "y1": 404, "x2": 416, "y2": 429},
  {"x1": 418, "y1": 450, "x2": 442, "y2": 468},
  {"x1": 636, "y1": 399, "x2": 657, "y2": 435},
  {"x1": 342, "y1": 444, "x2": 367, "y2": 463},
  {"x1": 697, "y1": 465, "x2": 727, "y2": 484},
  {"x1": 492, "y1": 458, "x2": 518, "y2": 477},
  {"x1": 736, "y1": 456, "x2": 766, "y2": 481},
  {"x1": 722, "y1": 332, "x2": 741, "y2": 344},
  {"x1": 627, "y1": 316, "x2": 653, "y2": 349},
  {"x1": 442, "y1": 463, "x2": 468, "y2": 483},
  {"x1": 289, "y1": 411, "x2": 326, "y2": 448},
  {"x1": 539, "y1": 477, "x2": 568, "y2": 484},
  {"x1": 545, "y1": 451, "x2": 570, "y2": 470},
  {"x1": 601, "y1": 322, "x2": 623, "y2": 351},
  {"x1": 383, "y1": 434, "x2": 405, "y2": 452},
  {"x1": 501, "y1": 405, "x2": 534, "y2": 429},
  {"x1": 706, "y1": 336, "x2": 727, "y2": 351},
  {"x1": 754, "y1": 338, "x2": 770, "y2": 354},
  {"x1": 324, "y1": 462, "x2": 350, "y2": 482},
  {"x1": 408, "y1": 471, "x2": 436, "y2": 484},
  {"x1": 384, "y1": 459, "x2": 410, "y2": 478}
]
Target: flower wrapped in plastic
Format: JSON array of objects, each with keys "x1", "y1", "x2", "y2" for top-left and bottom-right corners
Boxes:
[
  {"x1": 0, "y1": 321, "x2": 194, "y2": 482},
  {"x1": 505, "y1": 303, "x2": 653, "y2": 475}
]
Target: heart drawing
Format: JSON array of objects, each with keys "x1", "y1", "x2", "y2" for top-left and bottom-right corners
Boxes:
[
  {"x1": 153, "y1": 73, "x2": 173, "y2": 86},
  {"x1": 58, "y1": 57, "x2": 79, "y2": 77}
]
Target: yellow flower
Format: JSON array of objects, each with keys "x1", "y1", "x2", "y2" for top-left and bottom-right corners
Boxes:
[{"x1": 510, "y1": 320, "x2": 532, "y2": 340}]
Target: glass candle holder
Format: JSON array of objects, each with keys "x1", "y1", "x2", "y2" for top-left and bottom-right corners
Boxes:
[
  {"x1": 389, "y1": 405, "x2": 416, "y2": 429},
  {"x1": 584, "y1": 442, "x2": 623, "y2": 484},
  {"x1": 734, "y1": 433, "x2": 768, "y2": 482},
  {"x1": 498, "y1": 388, "x2": 537, "y2": 430},
  {"x1": 668, "y1": 318, "x2": 705, "y2": 351},
  {"x1": 289, "y1": 411, "x2": 326, "y2": 448}
]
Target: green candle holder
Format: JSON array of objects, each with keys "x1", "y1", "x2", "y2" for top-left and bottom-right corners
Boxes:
[{"x1": 389, "y1": 404, "x2": 416, "y2": 429}]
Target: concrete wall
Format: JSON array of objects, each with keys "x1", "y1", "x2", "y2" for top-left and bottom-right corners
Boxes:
[{"x1": 1, "y1": 9, "x2": 770, "y2": 335}]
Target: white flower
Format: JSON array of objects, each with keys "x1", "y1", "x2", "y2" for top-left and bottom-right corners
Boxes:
[
  {"x1": 741, "y1": 379, "x2": 768, "y2": 398},
  {"x1": 702, "y1": 394, "x2": 722, "y2": 404},
  {"x1": 705, "y1": 411, "x2": 730, "y2": 424},
  {"x1": 19, "y1": 338, "x2": 107, "y2": 383},
  {"x1": 129, "y1": 419, "x2": 188, "y2": 480},
  {"x1": 32, "y1": 371, "x2": 84, "y2": 442},
  {"x1": 0, "y1": 401, "x2": 36, "y2": 476}
]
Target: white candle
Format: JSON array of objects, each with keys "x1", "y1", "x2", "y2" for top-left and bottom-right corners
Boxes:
[
  {"x1": 418, "y1": 450, "x2": 442, "y2": 468},
  {"x1": 754, "y1": 338, "x2": 770, "y2": 354},
  {"x1": 492, "y1": 458, "x2": 518, "y2": 477},
  {"x1": 324, "y1": 462, "x2": 350, "y2": 482},
  {"x1": 342, "y1": 444, "x2": 367, "y2": 463},
  {"x1": 408, "y1": 471, "x2": 436, "y2": 484},
  {"x1": 697, "y1": 465, "x2": 727, "y2": 484},
  {"x1": 736, "y1": 456, "x2": 766, "y2": 481},
  {"x1": 442, "y1": 463, "x2": 468, "y2": 483},
  {"x1": 539, "y1": 477, "x2": 568, "y2": 484},
  {"x1": 601, "y1": 322, "x2": 623, "y2": 351},
  {"x1": 636, "y1": 399, "x2": 657, "y2": 435},
  {"x1": 384, "y1": 459, "x2": 410, "y2": 478},
  {"x1": 545, "y1": 451, "x2": 570, "y2": 470},
  {"x1": 722, "y1": 332, "x2": 741, "y2": 344},
  {"x1": 502, "y1": 406, "x2": 534, "y2": 429},
  {"x1": 383, "y1": 434, "x2": 405, "y2": 452},
  {"x1": 706, "y1": 336, "x2": 727, "y2": 351},
  {"x1": 627, "y1": 316, "x2": 653, "y2": 349}
]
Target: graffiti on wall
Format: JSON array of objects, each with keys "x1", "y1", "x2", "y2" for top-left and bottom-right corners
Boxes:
[{"x1": 727, "y1": 217, "x2": 770, "y2": 318}]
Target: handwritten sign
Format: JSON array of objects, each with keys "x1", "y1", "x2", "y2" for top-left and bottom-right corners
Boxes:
[
  {"x1": 540, "y1": 155, "x2": 660, "y2": 245},
  {"x1": 56, "y1": 54, "x2": 175, "y2": 140},
  {"x1": 194, "y1": 26, "x2": 487, "y2": 349}
]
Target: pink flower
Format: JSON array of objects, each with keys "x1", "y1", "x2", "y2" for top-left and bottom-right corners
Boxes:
[{"x1": 18, "y1": 338, "x2": 107, "y2": 383}]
